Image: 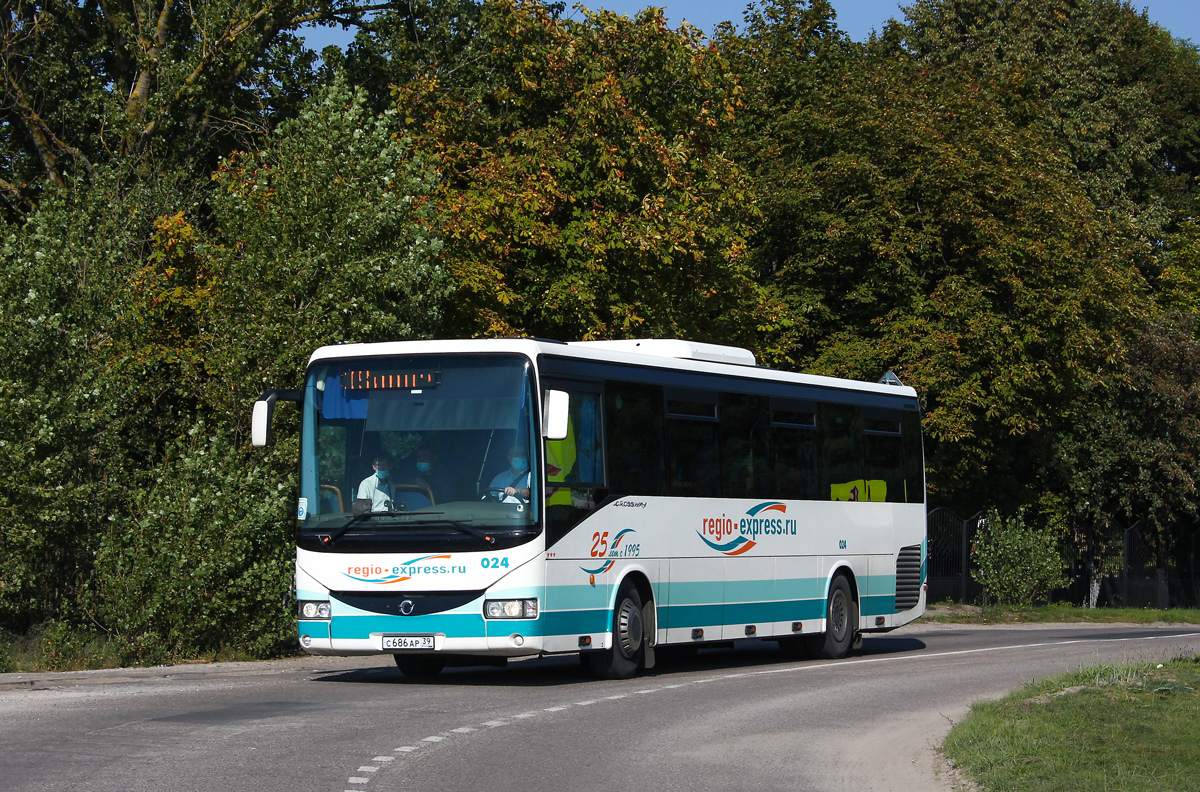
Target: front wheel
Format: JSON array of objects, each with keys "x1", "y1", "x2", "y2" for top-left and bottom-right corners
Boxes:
[
  {"x1": 804, "y1": 575, "x2": 857, "y2": 659},
  {"x1": 581, "y1": 582, "x2": 646, "y2": 680}
]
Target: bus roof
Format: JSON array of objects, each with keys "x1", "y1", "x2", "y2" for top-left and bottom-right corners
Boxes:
[{"x1": 307, "y1": 338, "x2": 919, "y2": 400}]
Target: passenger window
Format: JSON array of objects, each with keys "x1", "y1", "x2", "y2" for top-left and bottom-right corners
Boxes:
[
  {"x1": 545, "y1": 387, "x2": 606, "y2": 547},
  {"x1": 547, "y1": 390, "x2": 603, "y2": 487},
  {"x1": 770, "y1": 398, "x2": 818, "y2": 500},
  {"x1": 665, "y1": 418, "x2": 719, "y2": 496},
  {"x1": 821, "y1": 403, "x2": 863, "y2": 501},
  {"x1": 862, "y1": 408, "x2": 904, "y2": 503},
  {"x1": 773, "y1": 425, "x2": 819, "y2": 500},
  {"x1": 720, "y1": 393, "x2": 772, "y2": 498},
  {"x1": 606, "y1": 382, "x2": 665, "y2": 496},
  {"x1": 902, "y1": 409, "x2": 925, "y2": 503}
]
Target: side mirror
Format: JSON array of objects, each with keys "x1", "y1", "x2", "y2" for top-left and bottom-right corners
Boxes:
[
  {"x1": 251, "y1": 390, "x2": 302, "y2": 447},
  {"x1": 543, "y1": 389, "x2": 569, "y2": 441}
]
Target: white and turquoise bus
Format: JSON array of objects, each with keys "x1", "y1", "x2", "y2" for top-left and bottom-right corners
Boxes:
[{"x1": 252, "y1": 338, "x2": 926, "y2": 678}]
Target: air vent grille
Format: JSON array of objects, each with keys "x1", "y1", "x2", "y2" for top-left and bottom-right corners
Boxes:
[{"x1": 895, "y1": 544, "x2": 922, "y2": 611}]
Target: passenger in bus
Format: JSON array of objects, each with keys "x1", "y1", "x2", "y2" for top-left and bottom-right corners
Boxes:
[
  {"x1": 398, "y1": 446, "x2": 442, "y2": 504},
  {"x1": 356, "y1": 454, "x2": 396, "y2": 512},
  {"x1": 489, "y1": 445, "x2": 531, "y2": 503}
]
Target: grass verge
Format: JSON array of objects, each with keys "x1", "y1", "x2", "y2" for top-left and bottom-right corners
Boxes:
[
  {"x1": 943, "y1": 655, "x2": 1200, "y2": 792},
  {"x1": 0, "y1": 622, "x2": 274, "y2": 674},
  {"x1": 922, "y1": 602, "x2": 1200, "y2": 625}
]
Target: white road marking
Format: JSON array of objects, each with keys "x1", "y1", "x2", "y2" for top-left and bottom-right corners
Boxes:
[
  {"x1": 357, "y1": 766, "x2": 378, "y2": 772},
  {"x1": 342, "y1": 629, "x2": 1200, "y2": 789}
]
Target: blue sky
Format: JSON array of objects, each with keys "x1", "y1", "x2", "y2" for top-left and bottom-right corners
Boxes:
[{"x1": 300, "y1": 1, "x2": 1199, "y2": 50}]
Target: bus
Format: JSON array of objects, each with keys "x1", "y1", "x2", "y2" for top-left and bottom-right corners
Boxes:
[{"x1": 252, "y1": 338, "x2": 926, "y2": 678}]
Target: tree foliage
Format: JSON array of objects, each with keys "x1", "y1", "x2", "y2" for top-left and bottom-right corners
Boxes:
[
  {"x1": 720, "y1": 0, "x2": 1155, "y2": 507},
  {"x1": 2, "y1": 0, "x2": 1200, "y2": 659},
  {"x1": 0, "y1": 0, "x2": 401, "y2": 218},
  {"x1": 0, "y1": 81, "x2": 445, "y2": 658},
  {"x1": 971, "y1": 508, "x2": 1069, "y2": 605},
  {"x1": 387, "y1": 0, "x2": 763, "y2": 341}
]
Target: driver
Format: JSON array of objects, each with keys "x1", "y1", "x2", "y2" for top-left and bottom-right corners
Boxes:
[
  {"x1": 489, "y1": 445, "x2": 531, "y2": 503},
  {"x1": 357, "y1": 454, "x2": 396, "y2": 512}
]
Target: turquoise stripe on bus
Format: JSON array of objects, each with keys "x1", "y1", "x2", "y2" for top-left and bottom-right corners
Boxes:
[
  {"x1": 544, "y1": 585, "x2": 612, "y2": 611},
  {"x1": 663, "y1": 599, "x2": 826, "y2": 629},
  {"x1": 330, "y1": 613, "x2": 486, "y2": 640},
  {"x1": 665, "y1": 575, "x2": 897, "y2": 608},
  {"x1": 299, "y1": 621, "x2": 330, "y2": 640},
  {"x1": 539, "y1": 609, "x2": 611, "y2": 636},
  {"x1": 860, "y1": 594, "x2": 897, "y2": 616}
]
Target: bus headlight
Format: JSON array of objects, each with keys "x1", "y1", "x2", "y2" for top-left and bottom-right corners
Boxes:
[
  {"x1": 484, "y1": 599, "x2": 538, "y2": 619},
  {"x1": 299, "y1": 600, "x2": 331, "y2": 620}
]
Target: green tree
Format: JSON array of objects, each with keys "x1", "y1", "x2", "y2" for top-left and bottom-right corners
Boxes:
[
  {"x1": 720, "y1": 1, "x2": 1150, "y2": 508},
  {"x1": 0, "y1": 80, "x2": 446, "y2": 659},
  {"x1": 1053, "y1": 314, "x2": 1200, "y2": 604},
  {"x1": 971, "y1": 507, "x2": 1068, "y2": 605},
  {"x1": 389, "y1": 0, "x2": 763, "y2": 342},
  {"x1": 897, "y1": 0, "x2": 1200, "y2": 556},
  {"x1": 0, "y1": 0, "x2": 406, "y2": 217},
  {"x1": 902, "y1": 0, "x2": 1200, "y2": 282}
]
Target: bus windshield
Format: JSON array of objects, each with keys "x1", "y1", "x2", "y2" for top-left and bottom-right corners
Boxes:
[{"x1": 297, "y1": 353, "x2": 539, "y2": 552}]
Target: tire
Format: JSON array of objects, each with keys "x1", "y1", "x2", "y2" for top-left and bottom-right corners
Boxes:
[
  {"x1": 581, "y1": 582, "x2": 646, "y2": 680},
  {"x1": 394, "y1": 654, "x2": 445, "y2": 677},
  {"x1": 804, "y1": 574, "x2": 857, "y2": 660}
]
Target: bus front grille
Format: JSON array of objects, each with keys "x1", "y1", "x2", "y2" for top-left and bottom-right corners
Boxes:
[{"x1": 895, "y1": 544, "x2": 922, "y2": 611}]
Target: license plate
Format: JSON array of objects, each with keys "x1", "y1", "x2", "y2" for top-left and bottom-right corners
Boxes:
[{"x1": 382, "y1": 634, "x2": 435, "y2": 651}]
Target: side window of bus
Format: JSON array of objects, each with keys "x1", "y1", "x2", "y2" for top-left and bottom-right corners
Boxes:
[
  {"x1": 664, "y1": 388, "x2": 719, "y2": 497},
  {"x1": 549, "y1": 390, "x2": 602, "y2": 486},
  {"x1": 821, "y1": 403, "x2": 864, "y2": 501},
  {"x1": 902, "y1": 408, "x2": 924, "y2": 503},
  {"x1": 605, "y1": 382, "x2": 665, "y2": 496},
  {"x1": 545, "y1": 387, "x2": 606, "y2": 547},
  {"x1": 720, "y1": 392, "x2": 772, "y2": 498},
  {"x1": 770, "y1": 399, "x2": 819, "y2": 500},
  {"x1": 862, "y1": 409, "x2": 905, "y2": 503}
]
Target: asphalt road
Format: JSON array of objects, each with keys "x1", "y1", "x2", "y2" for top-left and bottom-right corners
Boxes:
[{"x1": 3, "y1": 622, "x2": 1198, "y2": 792}]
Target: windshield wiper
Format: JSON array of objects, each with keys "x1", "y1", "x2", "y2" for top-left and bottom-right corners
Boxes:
[
  {"x1": 314, "y1": 513, "x2": 496, "y2": 548},
  {"x1": 315, "y1": 511, "x2": 408, "y2": 546},
  {"x1": 401, "y1": 518, "x2": 496, "y2": 547}
]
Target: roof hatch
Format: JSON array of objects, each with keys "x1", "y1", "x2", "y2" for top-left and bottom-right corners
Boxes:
[{"x1": 568, "y1": 339, "x2": 757, "y2": 367}]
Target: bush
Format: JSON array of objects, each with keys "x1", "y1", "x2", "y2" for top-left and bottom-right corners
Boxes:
[{"x1": 971, "y1": 508, "x2": 1068, "y2": 605}]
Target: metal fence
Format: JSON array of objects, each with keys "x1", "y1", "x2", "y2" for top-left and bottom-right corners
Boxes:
[{"x1": 926, "y1": 507, "x2": 1200, "y2": 609}]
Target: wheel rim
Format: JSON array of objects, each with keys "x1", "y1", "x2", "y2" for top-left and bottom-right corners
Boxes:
[
  {"x1": 829, "y1": 589, "x2": 848, "y2": 642},
  {"x1": 616, "y1": 597, "x2": 643, "y2": 659}
]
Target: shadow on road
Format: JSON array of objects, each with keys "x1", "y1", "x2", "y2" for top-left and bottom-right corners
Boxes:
[{"x1": 309, "y1": 634, "x2": 928, "y2": 687}]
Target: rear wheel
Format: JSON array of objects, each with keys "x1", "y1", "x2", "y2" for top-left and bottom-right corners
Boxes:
[
  {"x1": 581, "y1": 582, "x2": 646, "y2": 679},
  {"x1": 394, "y1": 654, "x2": 445, "y2": 677},
  {"x1": 804, "y1": 575, "x2": 857, "y2": 659}
]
